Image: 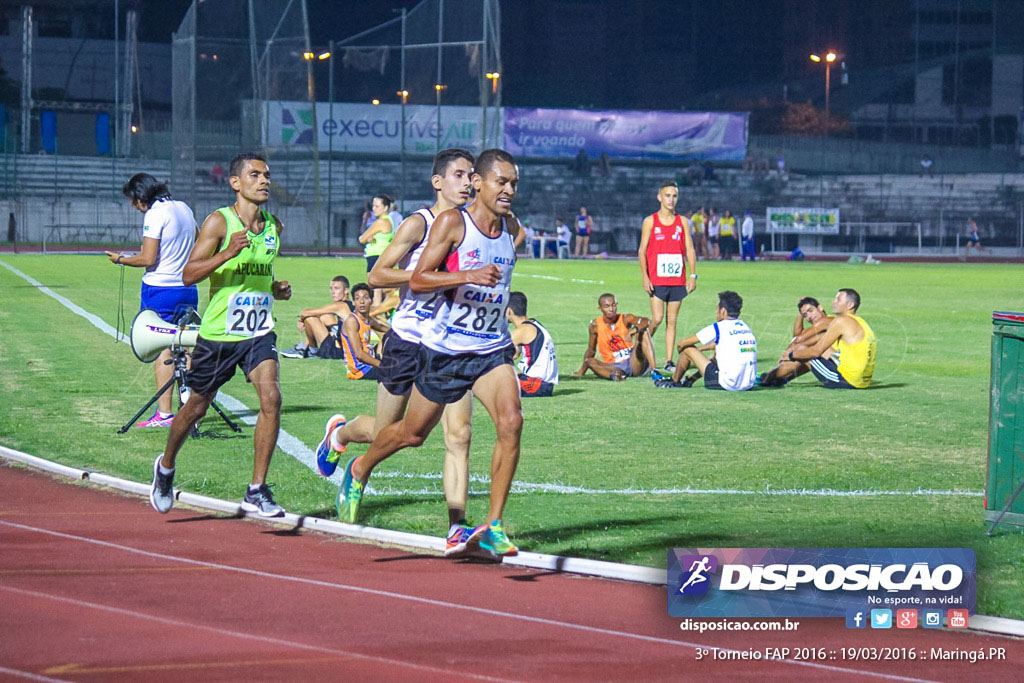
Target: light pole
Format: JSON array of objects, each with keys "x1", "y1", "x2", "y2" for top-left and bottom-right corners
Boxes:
[
  {"x1": 435, "y1": 83, "x2": 446, "y2": 154},
  {"x1": 484, "y1": 72, "x2": 500, "y2": 147},
  {"x1": 810, "y1": 51, "x2": 837, "y2": 136}
]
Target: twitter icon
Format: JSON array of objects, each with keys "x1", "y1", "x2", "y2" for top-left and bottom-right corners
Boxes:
[{"x1": 870, "y1": 609, "x2": 892, "y2": 629}]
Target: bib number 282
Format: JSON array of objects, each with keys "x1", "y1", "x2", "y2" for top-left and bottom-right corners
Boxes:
[{"x1": 227, "y1": 292, "x2": 273, "y2": 337}]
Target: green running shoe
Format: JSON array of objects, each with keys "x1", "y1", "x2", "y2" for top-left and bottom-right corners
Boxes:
[
  {"x1": 476, "y1": 519, "x2": 518, "y2": 557},
  {"x1": 336, "y1": 456, "x2": 364, "y2": 524}
]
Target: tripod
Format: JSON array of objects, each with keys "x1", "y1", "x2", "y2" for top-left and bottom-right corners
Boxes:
[{"x1": 118, "y1": 346, "x2": 242, "y2": 437}]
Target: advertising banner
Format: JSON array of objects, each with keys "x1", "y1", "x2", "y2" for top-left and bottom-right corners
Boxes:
[
  {"x1": 264, "y1": 101, "x2": 491, "y2": 154},
  {"x1": 667, "y1": 548, "x2": 976, "y2": 620},
  {"x1": 766, "y1": 207, "x2": 840, "y2": 234},
  {"x1": 504, "y1": 107, "x2": 747, "y2": 161}
]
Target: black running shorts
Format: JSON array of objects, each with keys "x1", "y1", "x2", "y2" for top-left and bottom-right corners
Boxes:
[
  {"x1": 416, "y1": 345, "x2": 515, "y2": 405},
  {"x1": 649, "y1": 285, "x2": 688, "y2": 302},
  {"x1": 378, "y1": 331, "x2": 422, "y2": 396},
  {"x1": 703, "y1": 360, "x2": 724, "y2": 390},
  {"x1": 186, "y1": 332, "x2": 278, "y2": 399},
  {"x1": 808, "y1": 356, "x2": 856, "y2": 389},
  {"x1": 317, "y1": 334, "x2": 346, "y2": 360}
]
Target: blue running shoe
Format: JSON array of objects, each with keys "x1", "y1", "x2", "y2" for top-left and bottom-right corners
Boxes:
[
  {"x1": 316, "y1": 414, "x2": 347, "y2": 477},
  {"x1": 336, "y1": 456, "x2": 364, "y2": 524},
  {"x1": 650, "y1": 369, "x2": 667, "y2": 382},
  {"x1": 444, "y1": 523, "x2": 478, "y2": 558},
  {"x1": 476, "y1": 519, "x2": 518, "y2": 558}
]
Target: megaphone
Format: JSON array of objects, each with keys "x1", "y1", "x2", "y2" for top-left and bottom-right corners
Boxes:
[{"x1": 130, "y1": 308, "x2": 199, "y2": 362}]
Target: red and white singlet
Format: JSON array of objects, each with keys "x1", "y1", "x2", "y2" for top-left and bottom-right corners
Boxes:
[{"x1": 645, "y1": 212, "x2": 688, "y2": 287}]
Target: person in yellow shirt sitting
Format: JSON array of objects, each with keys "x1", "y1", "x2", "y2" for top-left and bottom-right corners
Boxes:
[{"x1": 785, "y1": 288, "x2": 877, "y2": 389}]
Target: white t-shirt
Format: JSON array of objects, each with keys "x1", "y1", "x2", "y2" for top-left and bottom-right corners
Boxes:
[
  {"x1": 696, "y1": 318, "x2": 757, "y2": 391},
  {"x1": 741, "y1": 216, "x2": 754, "y2": 239},
  {"x1": 556, "y1": 224, "x2": 571, "y2": 243},
  {"x1": 141, "y1": 198, "x2": 197, "y2": 287}
]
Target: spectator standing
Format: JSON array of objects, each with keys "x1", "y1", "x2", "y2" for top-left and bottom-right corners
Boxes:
[{"x1": 740, "y1": 210, "x2": 756, "y2": 261}]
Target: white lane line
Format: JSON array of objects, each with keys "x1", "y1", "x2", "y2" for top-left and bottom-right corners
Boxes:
[
  {"x1": 0, "y1": 666, "x2": 69, "y2": 683},
  {"x1": 513, "y1": 272, "x2": 605, "y2": 284},
  {"x1": 0, "y1": 520, "x2": 938, "y2": 682},
  {"x1": 0, "y1": 584, "x2": 510, "y2": 683},
  {"x1": 0, "y1": 257, "x2": 983, "y2": 500}
]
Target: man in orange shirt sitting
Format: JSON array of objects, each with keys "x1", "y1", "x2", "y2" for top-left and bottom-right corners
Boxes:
[{"x1": 574, "y1": 293, "x2": 656, "y2": 381}]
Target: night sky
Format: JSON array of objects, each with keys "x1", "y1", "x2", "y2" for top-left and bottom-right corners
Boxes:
[{"x1": 140, "y1": 0, "x2": 912, "y2": 112}]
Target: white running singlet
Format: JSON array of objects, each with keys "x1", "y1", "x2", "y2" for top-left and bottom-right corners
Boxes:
[
  {"x1": 421, "y1": 208, "x2": 516, "y2": 355},
  {"x1": 517, "y1": 319, "x2": 559, "y2": 385},
  {"x1": 390, "y1": 208, "x2": 449, "y2": 344}
]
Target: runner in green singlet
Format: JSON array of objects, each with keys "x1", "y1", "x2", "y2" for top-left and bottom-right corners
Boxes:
[{"x1": 149, "y1": 153, "x2": 292, "y2": 518}]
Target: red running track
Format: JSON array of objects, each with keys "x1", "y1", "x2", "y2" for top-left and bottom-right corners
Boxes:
[{"x1": 1, "y1": 463, "x2": 1022, "y2": 682}]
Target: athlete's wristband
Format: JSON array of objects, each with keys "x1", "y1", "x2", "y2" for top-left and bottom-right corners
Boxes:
[
  {"x1": 788, "y1": 351, "x2": 795, "y2": 362},
  {"x1": 116, "y1": 254, "x2": 124, "y2": 265},
  {"x1": 689, "y1": 273, "x2": 697, "y2": 279}
]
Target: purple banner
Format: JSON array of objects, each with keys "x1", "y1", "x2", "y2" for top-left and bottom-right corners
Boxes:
[{"x1": 504, "y1": 107, "x2": 747, "y2": 161}]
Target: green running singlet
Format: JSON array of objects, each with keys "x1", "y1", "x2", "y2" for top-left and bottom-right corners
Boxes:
[{"x1": 198, "y1": 207, "x2": 279, "y2": 343}]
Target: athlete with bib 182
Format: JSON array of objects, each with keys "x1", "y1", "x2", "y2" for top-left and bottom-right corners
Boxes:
[{"x1": 638, "y1": 180, "x2": 697, "y2": 373}]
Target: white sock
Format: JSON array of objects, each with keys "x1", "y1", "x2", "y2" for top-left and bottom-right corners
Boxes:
[
  {"x1": 158, "y1": 463, "x2": 174, "y2": 476},
  {"x1": 248, "y1": 484, "x2": 262, "y2": 494},
  {"x1": 156, "y1": 411, "x2": 172, "y2": 419},
  {"x1": 329, "y1": 425, "x2": 345, "y2": 451}
]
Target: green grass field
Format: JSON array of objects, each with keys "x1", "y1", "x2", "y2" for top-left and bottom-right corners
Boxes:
[{"x1": 2, "y1": 254, "x2": 1022, "y2": 617}]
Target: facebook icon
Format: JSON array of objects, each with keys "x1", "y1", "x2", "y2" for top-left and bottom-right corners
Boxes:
[{"x1": 846, "y1": 608, "x2": 867, "y2": 629}]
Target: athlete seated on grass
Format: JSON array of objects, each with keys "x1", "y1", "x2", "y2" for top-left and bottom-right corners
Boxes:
[
  {"x1": 335, "y1": 283, "x2": 390, "y2": 380},
  {"x1": 654, "y1": 290, "x2": 757, "y2": 391},
  {"x1": 768, "y1": 288, "x2": 877, "y2": 390},
  {"x1": 507, "y1": 291, "x2": 559, "y2": 397},
  {"x1": 574, "y1": 293, "x2": 656, "y2": 381},
  {"x1": 758, "y1": 296, "x2": 834, "y2": 387},
  {"x1": 281, "y1": 275, "x2": 352, "y2": 359}
]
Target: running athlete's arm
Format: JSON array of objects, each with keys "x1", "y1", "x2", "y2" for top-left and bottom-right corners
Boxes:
[
  {"x1": 637, "y1": 216, "x2": 655, "y2": 294},
  {"x1": 358, "y1": 217, "x2": 391, "y2": 245},
  {"x1": 343, "y1": 315, "x2": 381, "y2": 368},
  {"x1": 586, "y1": 215, "x2": 593, "y2": 230},
  {"x1": 269, "y1": 214, "x2": 291, "y2": 300},
  {"x1": 368, "y1": 214, "x2": 428, "y2": 289},
  {"x1": 182, "y1": 211, "x2": 248, "y2": 286},
  {"x1": 508, "y1": 214, "x2": 526, "y2": 248},
  {"x1": 409, "y1": 209, "x2": 500, "y2": 293},
  {"x1": 682, "y1": 219, "x2": 698, "y2": 294}
]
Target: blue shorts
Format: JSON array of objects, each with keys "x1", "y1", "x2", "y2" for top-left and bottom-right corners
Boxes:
[{"x1": 141, "y1": 283, "x2": 199, "y2": 324}]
